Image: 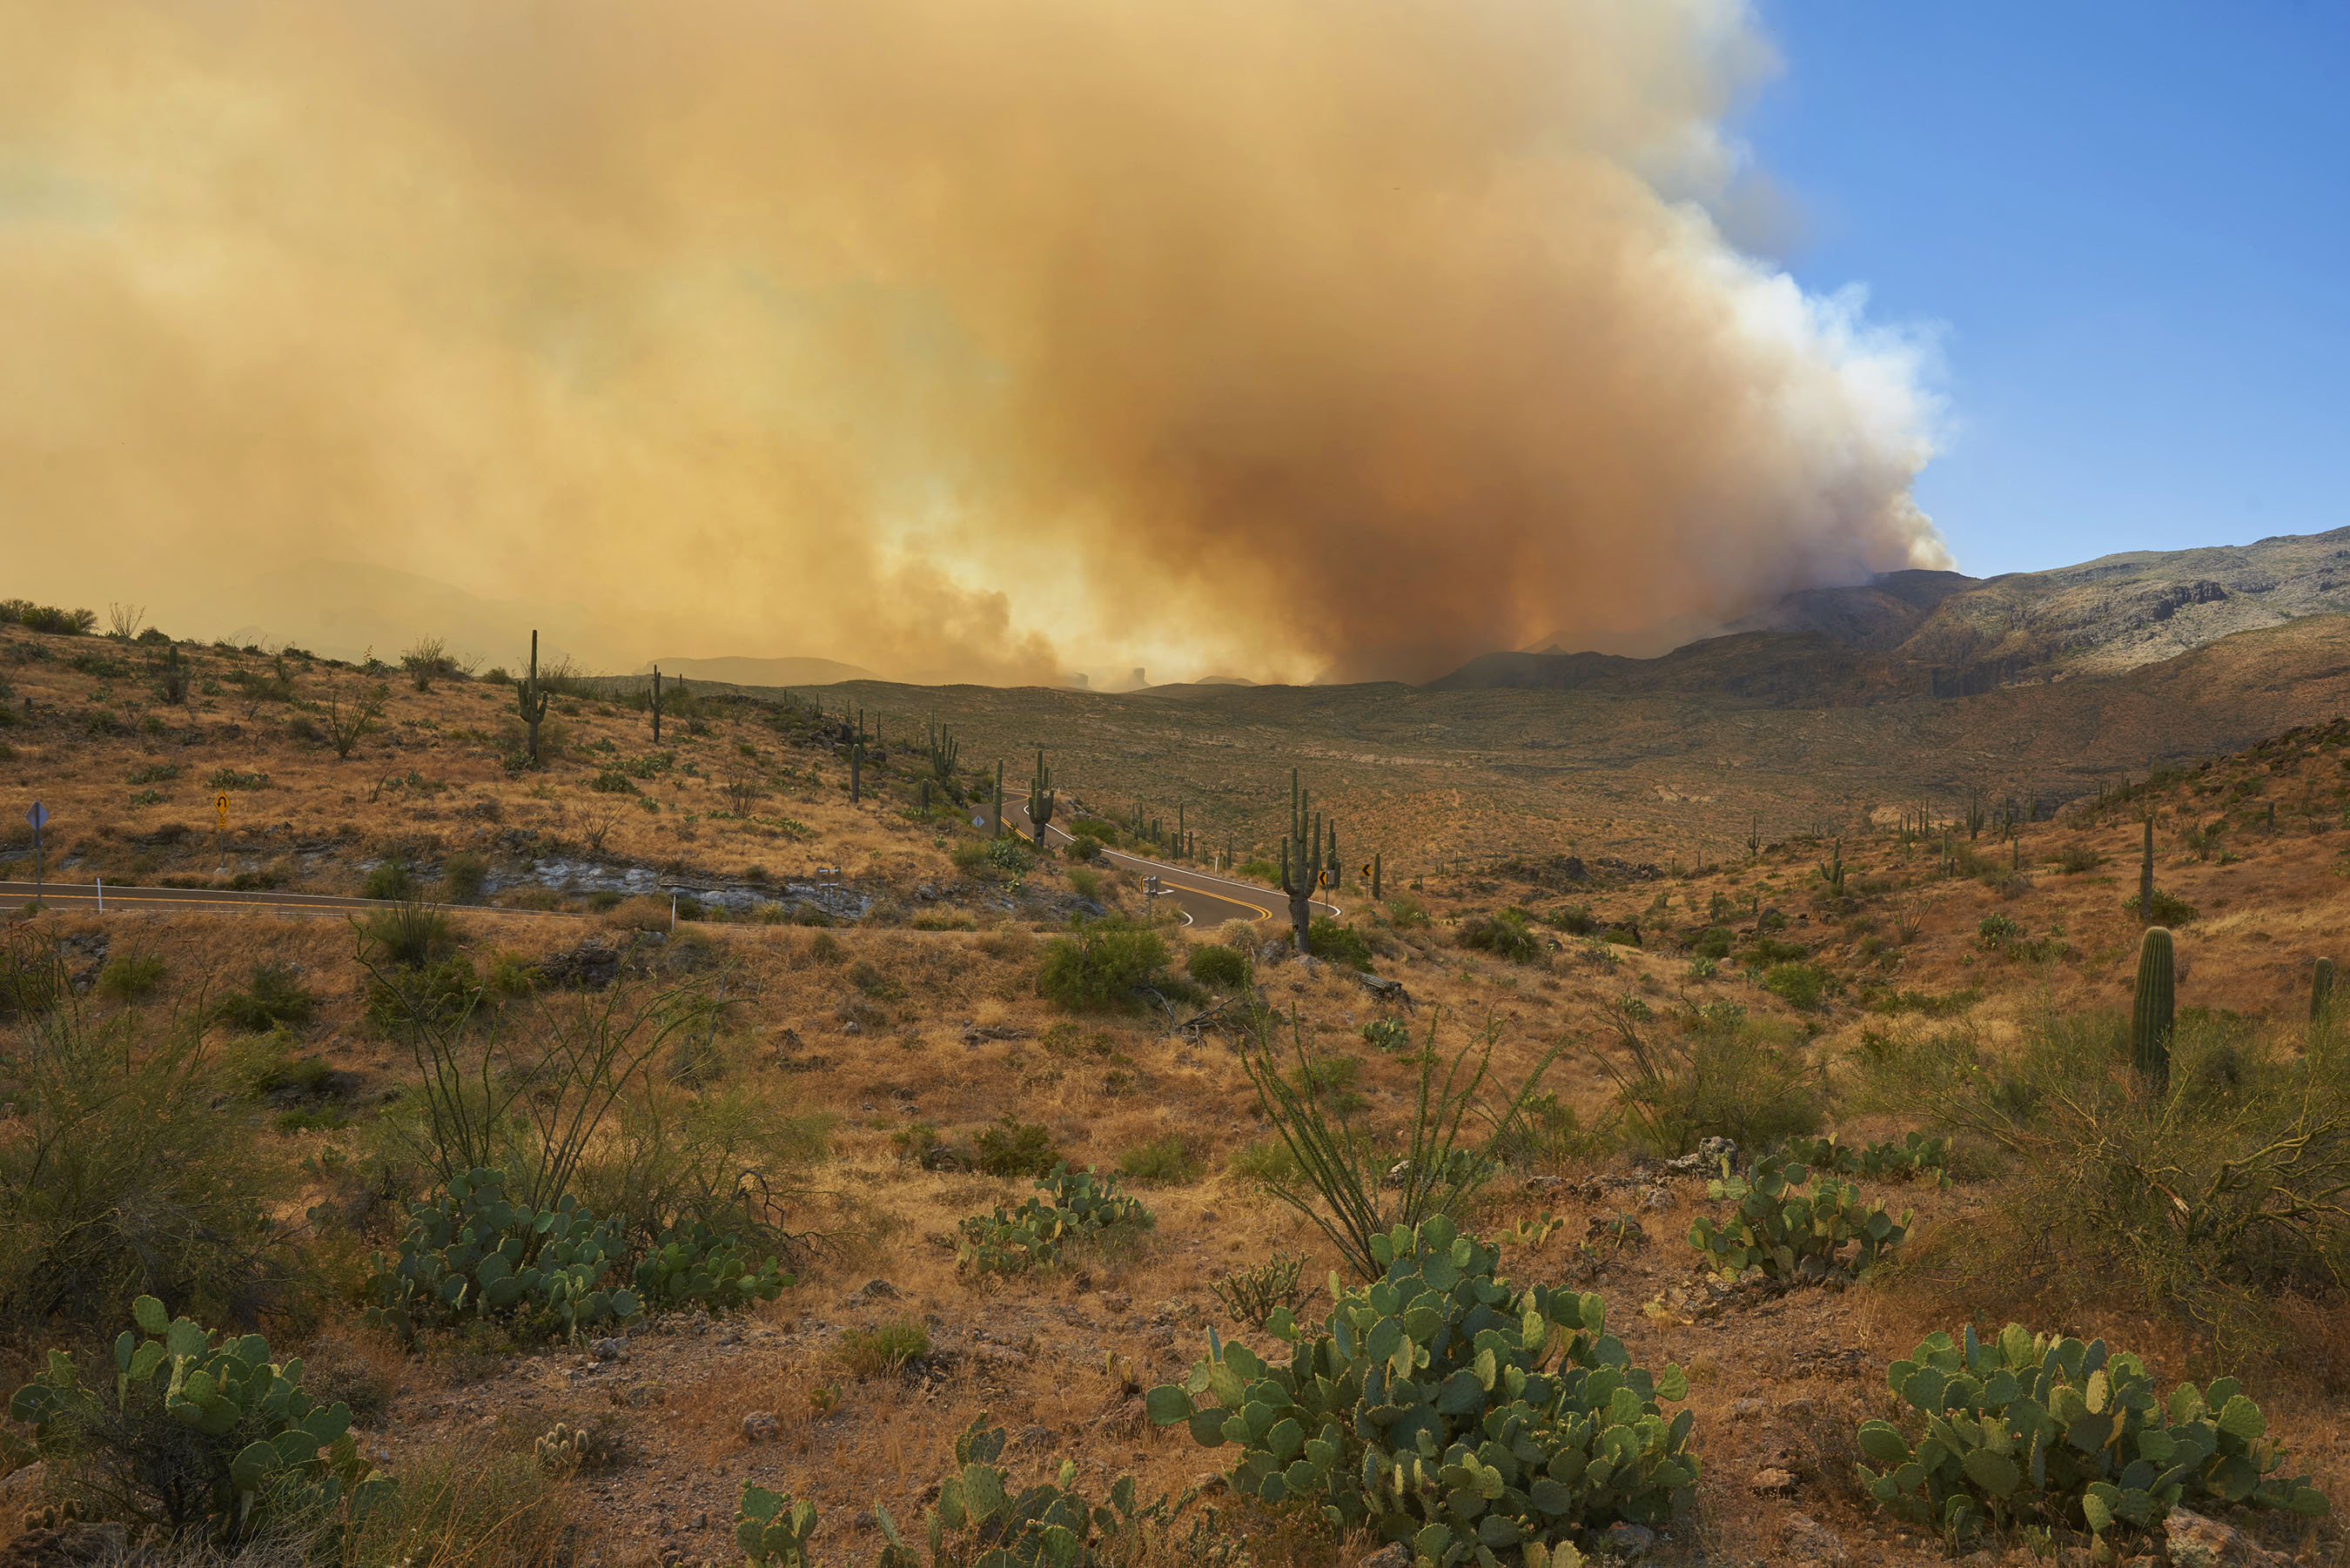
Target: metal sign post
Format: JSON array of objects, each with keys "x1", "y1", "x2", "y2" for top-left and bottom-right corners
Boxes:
[
  {"x1": 27, "y1": 801, "x2": 46, "y2": 903},
  {"x1": 214, "y1": 791, "x2": 231, "y2": 872}
]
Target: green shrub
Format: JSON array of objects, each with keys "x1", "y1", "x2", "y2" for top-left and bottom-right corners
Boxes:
[
  {"x1": 1306, "y1": 917, "x2": 1373, "y2": 972},
  {"x1": 2125, "y1": 888, "x2": 2200, "y2": 924},
  {"x1": 1185, "y1": 942, "x2": 1251, "y2": 989},
  {"x1": 362, "y1": 860, "x2": 419, "y2": 901},
  {"x1": 1691, "y1": 925, "x2": 1733, "y2": 960},
  {"x1": 0, "y1": 930, "x2": 65, "y2": 1022},
  {"x1": 365, "y1": 953, "x2": 484, "y2": 1032},
  {"x1": 96, "y1": 950, "x2": 167, "y2": 1002},
  {"x1": 1226, "y1": 1138, "x2": 1298, "y2": 1187},
  {"x1": 16, "y1": 604, "x2": 97, "y2": 635},
  {"x1": 358, "y1": 900, "x2": 458, "y2": 969},
  {"x1": 1117, "y1": 1134, "x2": 1204, "y2": 1185},
  {"x1": 1541, "y1": 902, "x2": 1598, "y2": 935},
  {"x1": 212, "y1": 962, "x2": 317, "y2": 1032},
  {"x1": 1037, "y1": 916, "x2": 1170, "y2": 1011},
  {"x1": 955, "y1": 1165, "x2": 1154, "y2": 1276},
  {"x1": 1599, "y1": 1000, "x2": 1823, "y2": 1156},
  {"x1": 1238, "y1": 857, "x2": 1280, "y2": 882},
  {"x1": 975, "y1": 1114, "x2": 1062, "y2": 1177},
  {"x1": 1687, "y1": 1155, "x2": 1910, "y2": 1284},
  {"x1": 834, "y1": 1320, "x2": 930, "y2": 1378},
  {"x1": 1975, "y1": 914, "x2": 2024, "y2": 948},
  {"x1": 0, "y1": 1009, "x2": 285, "y2": 1332},
  {"x1": 4, "y1": 1295, "x2": 384, "y2": 1542},
  {"x1": 1458, "y1": 908, "x2": 1545, "y2": 963},
  {"x1": 345, "y1": 1442, "x2": 571, "y2": 1568},
  {"x1": 2054, "y1": 843, "x2": 2105, "y2": 874},
  {"x1": 1763, "y1": 961, "x2": 1831, "y2": 1011},
  {"x1": 441, "y1": 852, "x2": 491, "y2": 902},
  {"x1": 1147, "y1": 1216, "x2": 1696, "y2": 1561},
  {"x1": 590, "y1": 769, "x2": 641, "y2": 794},
  {"x1": 1360, "y1": 1017, "x2": 1412, "y2": 1052},
  {"x1": 1857, "y1": 1323, "x2": 2327, "y2": 1549}
]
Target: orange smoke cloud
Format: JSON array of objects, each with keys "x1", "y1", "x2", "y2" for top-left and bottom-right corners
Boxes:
[{"x1": 0, "y1": 0, "x2": 1943, "y2": 683}]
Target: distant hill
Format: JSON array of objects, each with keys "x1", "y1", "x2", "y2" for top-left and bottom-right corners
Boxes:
[
  {"x1": 635, "y1": 654, "x2": 880, "y2": 687},
  {"x1": 1437, "y1": 528, "x2": 2350, "y2": 702}
]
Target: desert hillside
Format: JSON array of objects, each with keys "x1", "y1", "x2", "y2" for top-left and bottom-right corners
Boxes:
[{"x1": 3, "y1": 598, "x2": 2350, "y2": 1568}]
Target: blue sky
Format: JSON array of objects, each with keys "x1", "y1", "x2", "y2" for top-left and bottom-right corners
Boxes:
[{"x1": 1743, "y1": 3, "x2": 2349, "y2": 580}]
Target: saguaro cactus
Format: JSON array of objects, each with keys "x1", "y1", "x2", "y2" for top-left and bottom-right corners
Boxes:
[
  {"x1": 2138, "y1": 815, "x2": 2156, "y2": 922},
  {"x1": 518, "y1": 630, "x2": 550, "y2": 763},
  {"x1": 1371, "y1": 852, "x2": 1383, "y2": 901},
  {"x1": 928, "y1": 720, "x2": 960, "y2": 787},
  {"x1": 991, "y1": 761, "x2": 1004, "y2": 839},
  {"x1": 2313, "y1": 956, "x2": 2336, "y2": 1022},
  {"x1": 1030, "y1": 749, "x2": 1056, "y2": 851},
  {"x1": 2132, "y1": 927, "x2": 2175, "y2": 1096},
  {"x1": 849, "y1": 740, "x2": 863, "y2": 804},
  {"x1": 1279, "y1": 768, "x2": 1326, "y2": 955},
  {"x1": 651, "y1": 665, "x2": 662, "y2": 743}
]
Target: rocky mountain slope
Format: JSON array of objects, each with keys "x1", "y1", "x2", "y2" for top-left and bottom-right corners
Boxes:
[{"x1": 1454, "y1": 526, "x2": 2350, "y2": 700}]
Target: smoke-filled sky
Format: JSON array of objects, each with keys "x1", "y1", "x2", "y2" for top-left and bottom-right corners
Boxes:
[{"x1": 1, "y1": 0, "x2": 1946, "y2": 684}]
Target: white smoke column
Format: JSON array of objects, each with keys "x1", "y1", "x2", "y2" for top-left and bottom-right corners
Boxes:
[{"x1": 0, "y1": 0, "x2": 1944, "y2": 682}]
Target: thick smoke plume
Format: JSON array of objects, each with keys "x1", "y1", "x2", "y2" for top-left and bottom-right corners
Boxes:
[{"x1": 0, "y1": 0, "x2": 1944, "y2": 683}]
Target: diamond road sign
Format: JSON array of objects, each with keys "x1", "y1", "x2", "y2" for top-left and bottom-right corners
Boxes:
[{"x1": 26, "y1": 801, "x2": 45, "y2": 832}]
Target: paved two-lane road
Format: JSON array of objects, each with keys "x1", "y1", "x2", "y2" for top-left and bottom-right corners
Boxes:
[
  {"x1": 0, "y1": 881, "x2": 579, "y2": 920},
  {"x1": 998, "y1": 792, "x2": 1337, "y2": 928}
]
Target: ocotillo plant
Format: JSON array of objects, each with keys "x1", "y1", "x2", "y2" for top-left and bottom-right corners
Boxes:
[
  {"x1": 1030, "y1": 749, "x2": 1056, "y2": 852},
  {"x1": 2313, "y1": 957, "x2": 2336, "y2": 1022},
  {"x1": 2131, "y1": 927, "x2": 2175, "y2": 1096},
  {"x1": 651, "y1": 666, "x2": 662, "y2": 743},
  {"x1": 1278, "y1": 768, "x2": 1326, "y2": 954},
  {"x1": 518, "y1": 630, "x2": 551, "y2": 764},
  {"x1": 2138, "y1": 815, "x2": 2156, "y2": 923}
]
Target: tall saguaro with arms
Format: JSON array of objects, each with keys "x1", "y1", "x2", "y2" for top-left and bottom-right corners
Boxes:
[{"x1": 1279, "y1": 768, "x2": 1333, "y2": 955}]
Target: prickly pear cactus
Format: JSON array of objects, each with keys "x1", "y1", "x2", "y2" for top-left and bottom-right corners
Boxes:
[
  {"x1": 875, "y1": 1414, "x2": 1145, "y2": 1568},
  {"x1": 366, "y1": 1168, "x2": 642, "y2": 1344},
  {"x1": 955, "y1": 1165, "x2": 1154, "y2": 1277},
  {"x1": 1856, "y1": 1323, "x2": 2327, "y2": 1549},
  {"x1": 1686, "y1": 1156, "x2": 1909, "y2": 1284},
  {"x1": 1146, "y1": 1216, "x2": 1695, "y2": 1567},
  {"x1": 1780, "y1": 1132, "x2": 1951, "y2": 1189},
  {"x1": 534, "y1": 1421, "x2": 604, "y2": 1478},
  {"x1": 4, "y1": 1295, "x2": 385, "y2": 1543},
  {"x1": 736, "y1": 1482, "x2": 819, "y2": 1568},
  {"x1": 631, "y1": 1221, "x2": 792, "y2": 1314}
]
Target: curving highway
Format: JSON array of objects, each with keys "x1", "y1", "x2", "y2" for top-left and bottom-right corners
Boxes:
[{"x1": 997, "y1": 791, "x2": 1339, "y2": 929}]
